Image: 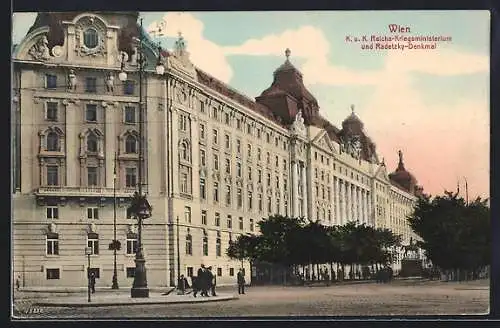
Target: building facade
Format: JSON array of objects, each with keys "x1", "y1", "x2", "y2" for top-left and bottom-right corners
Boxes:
[{"x1": 12, "y1": 12, "x2": 423, "y2": 288}]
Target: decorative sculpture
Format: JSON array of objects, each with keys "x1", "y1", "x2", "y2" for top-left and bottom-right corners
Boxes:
[
  {"x1": 106, "y1": 73, "x2": 114, "y2": 92},
  {"x1": 68, "y1": 69, "x2": 77, "y2": 91},
  {"x1": 29, "y1": 35, "x2": 51, "y2": 61}
]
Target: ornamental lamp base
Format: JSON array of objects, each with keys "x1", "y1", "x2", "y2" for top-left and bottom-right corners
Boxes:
[{"x1": 131, "y1": 287, "x2": 150, "y2": 298}]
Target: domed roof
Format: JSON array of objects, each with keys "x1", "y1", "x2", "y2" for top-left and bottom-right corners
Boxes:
[
  {"x1": 389, "y1": 150, "x2": 418, "y2": 193},
  {"x1": 342, "y1": 105, "x2": 364, "y2": 130}
]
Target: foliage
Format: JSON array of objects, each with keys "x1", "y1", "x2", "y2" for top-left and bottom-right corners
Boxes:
[
  {"x1": 407, "y1": 191, "x2": 490, "y2": 273},
  {"x1": 108, "y1": 239, "x2": 121, "y2": 251}
]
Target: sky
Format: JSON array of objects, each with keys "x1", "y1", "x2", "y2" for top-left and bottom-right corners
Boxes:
[{"x1": 12, "y1": 11, "x2": 490, "y2": 199}]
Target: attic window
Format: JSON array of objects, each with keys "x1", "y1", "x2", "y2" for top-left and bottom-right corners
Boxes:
[{"x1": 83, "y1": 28, "x2": 99, "y2": 49}]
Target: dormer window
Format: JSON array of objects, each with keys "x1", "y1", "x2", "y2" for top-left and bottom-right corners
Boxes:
[{"x1": 83, "y1": 28, "x2": 99, "y2": 49}]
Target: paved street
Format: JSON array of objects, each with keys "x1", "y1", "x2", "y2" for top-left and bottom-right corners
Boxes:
[{"x1": 13, "y1": 279, "x2": 489, "y2": 318}]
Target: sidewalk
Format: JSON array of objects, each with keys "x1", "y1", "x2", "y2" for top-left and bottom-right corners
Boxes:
[
  {"x1": 32, "y1": 291, "x2": 237, "y2": 307},
  {"x1": 19, "y1": 286, "x2": 177, "y2": 293}
]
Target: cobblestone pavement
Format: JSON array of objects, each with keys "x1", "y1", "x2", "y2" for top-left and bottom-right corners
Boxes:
[{"x1": 13, "y1": 279, "x2": 489, "y2": 319}]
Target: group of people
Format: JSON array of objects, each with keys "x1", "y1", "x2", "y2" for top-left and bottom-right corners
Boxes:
[{"x1": 184, "y1": 264, "x2": 246, "y2": 297}]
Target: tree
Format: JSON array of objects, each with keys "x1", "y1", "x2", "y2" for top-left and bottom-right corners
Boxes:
[{"x1": 408, "y1": 191, "x2": 490, "y2": 280}]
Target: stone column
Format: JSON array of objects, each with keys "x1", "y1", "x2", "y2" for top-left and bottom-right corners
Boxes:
[
  {"x1": 351, "y1": 184, "x2": 356, "y2": 222},
  {"x1": 368, "y1": 192, "x2": 373, "y2": 226},
  {"x1": 357, "y1": 187, "x2": 362, "y2": 224},
  {"x1": 335, "y1": 177, "x2": 340, "y2": 225},
  {"x1": 301, "y1": 162, "x2": 307, "y2": 218},
  {"x1": 104, "y1": 102, "x2": 116, "y2": 188},
  {"x1": 364, "y1": 190, "x2": 369, "y2": 225},
  {"x1": 345, "y1": 182, "x2": 351, "y2": 223},
  {"x1": 292, "y1": 161, "x2": 299, "y2": 217}
]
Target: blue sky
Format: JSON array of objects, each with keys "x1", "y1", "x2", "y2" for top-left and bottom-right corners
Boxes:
[{"x1": 12, "y1": 11, "x2": 490, "y2": 198}]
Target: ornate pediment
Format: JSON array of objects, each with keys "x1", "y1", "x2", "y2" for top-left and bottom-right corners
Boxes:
[{"x1": 312, "y1": 131, "x2": 336, "y2": 154}]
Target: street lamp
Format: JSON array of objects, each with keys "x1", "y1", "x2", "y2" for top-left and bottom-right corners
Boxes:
[
  {"x1": 120, "y1": 17, "x2": 166, "y2": 298},
  {"x1": 85, "y1": 246, "x2": 92, "y2": 303},
  {"x1": 111, "y1": 152, "x2": 119, "y2": 289}
]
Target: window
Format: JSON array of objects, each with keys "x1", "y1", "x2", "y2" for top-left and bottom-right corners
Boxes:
[
  {"x1": 216, "y1": 233, "x2": 221, "y2": 256},
  {"x1": 236, "y1": 162, "x2": 242, "y2": 177},
  {"x1": 180, "y1": 173, "x2": 188, "y2": 193},
  {"x1": 46, "y1": 132, "x2": 59, "y2": 151},
  {"x1": 126, "y1": 232, "x2": 138, "y2": 255},
  {"x1": 258, "y1": 194, "x2": 263, "y2": 211},
  {"x1": 125, "y1": 135, "x2": 137, "y2": 153},
  {"x1": 86, "y1": 104, "x2": 97, "y2": 121},
  {"x1": 46, "y1": 232, "x2": 59, "y2": 255},
  {"x1": 46, "y1": 74, "x2": 57, "y2": 89},
  {"x1": 213, "y1": 129, "x2": 219, "y2": 144},
  {"x1": 126, "y1": 168, "x2": 137, "y2": 187},
  {"x1": 275, "y1": 137, "x2": 279, "y2": 146},
  {"x1": 276, "y1": 198, "x2": 280, "y2": 213},
  {"x1": 46, "y1": 102, "x2": 58, "y2": 121},
  {"x1": 250, "y1": 219, "x2": 254, "y2": 231},
  {"x1": 284, "y1": 179, "x2": 288, "y2": 192},
  {"x1": 184, "y1": 206, "x2": 192, "y2": 223},
  {"x1": 200, "y1": 178, "x2": 206, "y2": 199},
  {"x1": 283, "y1": 159, "x2": 287, "y2": 171},
  {"x1": 46, "y1": 206, "x2": 58, "y2": 219},
  {"x1": 200, "y1": 149, "x2": 206, "y2": 166},
  {"x1": 87, "y1": 207, "x2": 99, "y2": 220},
  {"x1": 214, "y1": 154, "x2": 219, "y2": 170},
  {"x1": 87, "y1": 233, "x2": 99, "y2": 255},
  {"x1": 212, "y1": 107, "x2": 218, "y2": 119},
  {"x1": 46, "y1": 268, "x2": 60, "y2": 280},
  {"x1": 276, "y1": 176, "x2": 280, "y2": 189},
  {"x1": 237, "y1": 188, "x2": 242, "y2": 208},
  {"x1": 180, "y1": 142, "x2": 189, "y2": 161},
  {"x1": 257, "y1": 148, "x2": 261, "y2": 161},
  {"x1": 87, "y1": 134, "x2": 98, "y2": 152},
  {"x1": 47, "y1": 166, "x2": 59, "y2": 186},
  {"x1": 266, "y1": 133, "x2": 270, "y2": 143},
  {"x1": 227, "y1": 215, "x2": 232, "y2": 229},
  {"x1": 225, "y1": 185, "x2": 231, "y2": 205},
  {"x1": 199, "y1": 100, "x2": 205, "y2": 113},
  {"x1": 124, "y1": 106, "x2": 135, "y2": 123},
  {"x1": 247, "y1": 144, "x2": 252, "y2": 159},
  {"x1": 87, "y1": 166, "x2": 98, "y2": 187},
  {"x1": 224, "y1": 112, "x2": 230, "y2": 125},
  {"x1": 236, "y1": 140, "x2": 241, "y2": 153},
  {"x1": 225, "y1": 159, "x2": 231, "y2": 174},
  {"x1": 248, "y1": 191, "x2": 253, "y2": 210},
  {"x1": 201, "y1": 210, "x2": 207, "y2": 225},
  {"x1": 126, "y1": 267, "x2": 135, "y2": 278},
  {"x1": 236, "y1": 119, "x2": 241, "y2": 130},
  {"x1": 187, "y1": 267, "x2": 194, "y2": 277},
  {"x1": 248, "y1": 167, "x2": 252, "y2": 180},
  {"x1": 267, "y1": 173, "x2": 271, "y2": 187},
  {"x1": 267, "y1": 196, "x2": 272, "y2": 213},
  {"x1": 202, "y1": 235, "x2": 208, "y2": 256},
  {"x1": 238, "y1": 217, "x2": 243, "y2": 230},
  {"x1": 85, "y1": 77, "x2": 97, "y2": 93},
  {"x1": 257, "y1": 169, "x2": 262, "y2": 183},
  {"x1": 213, "y1": 182, "x2": 219, "y2": 202},
  {"x1": 284, "y1": 200, "x2": 288, "y2": 216},
  {"x1": 199, "y1": 124, "x2": 206, "y2": 139},
  {"x1": 257, "y1": 129, "x2": 261, "y2": 138},
  {"x1": 83, "y1": 28, "x2": 98, "y2": 48},
  {"x1": 217, "y1": 267, "x2": 222, "y2": 276},
  {"x1": 215, "y1": 212, "x2": 220, "y2": 226},
  {"x1": 185, "y1": 232, "x2": 193, "y2": 255},
  {"x1": 179, "y1": 115, "x2": 188, "y2": 131},
  {"x1": 123, "y1": 80, "x2": 135, "y2": 95},
  {"x1": 266, "y1": 152, "x2": 270, "y2": 164},
  {"x1": 229, "y1": 268, "x2": 235, "y2": 276}
]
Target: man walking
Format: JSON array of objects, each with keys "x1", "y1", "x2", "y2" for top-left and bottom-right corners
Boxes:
[
  {"x1": 89, "y1": 272, "x2": 96, "y2": 293},
  {"x1": 197, "y1": 264, "x2": 209, "y2": 297},
  {"x1": 208, "y1": 266, "x2": 217, "y2": 296},
  {"x1": 237, "y1": 268, "x2": 245, "y2": 295}
]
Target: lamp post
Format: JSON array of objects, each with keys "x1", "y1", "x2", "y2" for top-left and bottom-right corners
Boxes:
[
  {"x1": 85, "y1": 246, "x2": 92, "y2": 303},
  {"x1": 119, "y1": 17, "x2": 167, "y2": 298},
  {"x1": 111, "y1": 152, "x2": 119, "y2": 289},
  {"x1": 176, "y1": 216, "x2": 182, "y2": 294}
]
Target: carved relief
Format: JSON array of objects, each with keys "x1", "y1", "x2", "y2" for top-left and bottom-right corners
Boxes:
[{"x1": 29, "y1": 35, "x2": 51, "y2": 61}]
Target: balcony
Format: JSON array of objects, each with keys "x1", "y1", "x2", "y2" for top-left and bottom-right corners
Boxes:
[{"x1": 35, "y1": 186, "x2": 137, "y2": 198}]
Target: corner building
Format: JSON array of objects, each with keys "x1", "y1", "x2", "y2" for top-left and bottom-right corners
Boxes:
[{"x1": 12, "y1": 12, "x2": 424, "y2": 288}]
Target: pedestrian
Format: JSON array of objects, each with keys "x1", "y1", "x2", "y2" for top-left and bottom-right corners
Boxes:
[
  {"x1": 197, "y1": 264, "x2": 209, "y2": 297},
  {"x1": 208, "y1": 266, "x2": 217, "y2": 296},
  {"x1": 192, "y1": 276, "x2": 199, "y2": 297},
  {"x1": 178, "y1": 274, "x2": 186, "y2": 294},
  {"x1": 237, "y1": 268, "x2": 246, "y2": 294},
  {"x1": 90, "y1": 272, "x2": 96, "y2": 293},
  {"x1": 16, "y1": 276, "x2": 20, "y2": 291}
]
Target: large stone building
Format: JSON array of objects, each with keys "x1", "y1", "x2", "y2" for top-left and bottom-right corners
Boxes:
[{"x1": 11, "y1": 11, "x2": 423, "y2": 288}]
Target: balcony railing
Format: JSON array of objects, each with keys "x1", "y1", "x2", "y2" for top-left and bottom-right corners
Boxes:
[{"x1": 35, "y1": 186, "x2": 138, "y2": 197}]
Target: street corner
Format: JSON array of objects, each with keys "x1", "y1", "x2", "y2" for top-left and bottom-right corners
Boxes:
[{"x1": 33, "y1": 292, "x2": 238, "y2": 307}]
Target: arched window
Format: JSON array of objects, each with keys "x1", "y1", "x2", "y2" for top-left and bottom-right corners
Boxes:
[
  {"x1": 125, "y1": 135, "x2": 137, "y2": 153},
  {"x1": 46, "y1": 132, "x2": 59, "y2": 151},
  {"x1": 185, "y1": 231, "x2": 192, "y2": 255},
  {"x1": 180, "y1": 141, "x2": 189, "y2": 161},
  {"x1": 83, "y1": 28, "x2": 98, "y2": 49},
  {"x1": 87, "y1": 133, "x2": 98, "y2": 152},
  {"x1": 202, "y1": 234, "x2": 208, "y2": 256}
]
